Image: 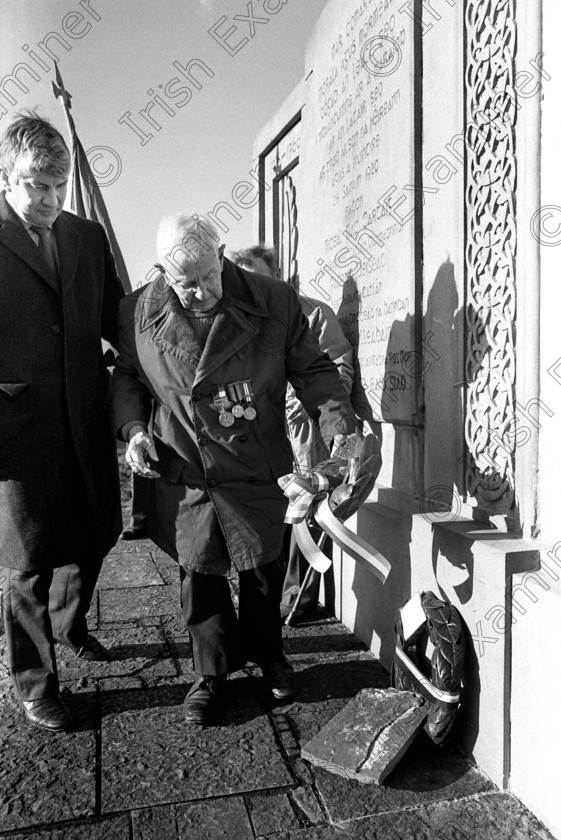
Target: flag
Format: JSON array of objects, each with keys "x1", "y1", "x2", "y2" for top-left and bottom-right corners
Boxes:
[{"x1": 52, "y1": 63, "x2": 131, "y2": 292}]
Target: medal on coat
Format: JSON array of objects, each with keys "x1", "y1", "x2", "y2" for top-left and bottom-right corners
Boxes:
[
  {"x1": 212, "y1": 386, "x2": 235, "y2": 427},
  {"x1": 227, "y1": 381, "x2": 245, "y2": 418},
  {"x1": 241, "y1": 381, "x2": 257, "y2": 420}
]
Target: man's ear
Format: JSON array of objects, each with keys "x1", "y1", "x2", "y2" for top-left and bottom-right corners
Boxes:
[
  {"x1": 0, "y1": 168, "x2": 11, "y2": 192},
  {"x1": 218, "y1": 244, "x2": 226, "y2": 265}
]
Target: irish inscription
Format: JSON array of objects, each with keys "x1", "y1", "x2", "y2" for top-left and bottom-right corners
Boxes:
[{"x1": 300, "y1": 0, "x2": 417, "y2": 422}]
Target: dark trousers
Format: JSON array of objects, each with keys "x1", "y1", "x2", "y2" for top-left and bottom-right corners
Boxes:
[
  {"x1": 181, "y1": 558, "x2": 285, "y2": 676},
  {"x1": 0, "y1": 558, "x2": 102, "y2": 701}
]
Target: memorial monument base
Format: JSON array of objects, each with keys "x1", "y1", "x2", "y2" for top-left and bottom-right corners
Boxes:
[{"x1": 321, "y1": 496, "x2": 544, "y2": 792}]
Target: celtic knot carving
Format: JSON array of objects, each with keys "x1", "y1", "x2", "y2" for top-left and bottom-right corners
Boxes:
[{"x1": 464, "y1": 0, "x2": 517, "y2": 513}]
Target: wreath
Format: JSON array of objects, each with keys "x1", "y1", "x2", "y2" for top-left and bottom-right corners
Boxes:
[{"x1": 392, "y1": 590, "x2": 466, "y2": 745}]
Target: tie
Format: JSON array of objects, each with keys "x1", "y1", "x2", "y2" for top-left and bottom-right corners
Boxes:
[{"x1": 30, "y1": 226, "x2": 59, "y2": 282}]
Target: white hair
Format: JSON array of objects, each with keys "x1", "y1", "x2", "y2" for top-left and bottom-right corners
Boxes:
[{"x1": 156, "y1": 213, "x2": 221, "y2": 269}]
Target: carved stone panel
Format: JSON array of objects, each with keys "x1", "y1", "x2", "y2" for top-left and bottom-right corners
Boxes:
[{"x1": 464, "y1": 0, "x2": 517, "y2": 513}]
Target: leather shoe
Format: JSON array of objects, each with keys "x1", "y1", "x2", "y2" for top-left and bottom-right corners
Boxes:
[
  {"x1": 121, "y1": 527, "x2": 148, "y2": 541},
  {"x1": 183, "y1": 675, "x2": 227, "y2": 725},
  {"x1": 70, "y1": 634, "x2": 111, "y2": 662},
  {"x1": 22, "y1": 697, "x2": 72, "y2": 731},
  {"x1": 262, "y1": 656, "x2": 295, "y2": 701}
]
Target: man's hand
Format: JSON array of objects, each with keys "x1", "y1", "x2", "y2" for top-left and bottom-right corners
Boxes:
[
  {"x1": 125, "y1": 429, "x2": 160, "y2": 478},
  {"x1": 285, "y1": 395, "x2": 310, "y2": 425}
]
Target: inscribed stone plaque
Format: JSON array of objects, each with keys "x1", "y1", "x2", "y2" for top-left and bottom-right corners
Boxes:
[{"x1": 300, "y1": 0, "x2": 418, "y2": 423}]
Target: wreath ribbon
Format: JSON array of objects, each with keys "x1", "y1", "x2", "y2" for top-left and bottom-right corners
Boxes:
[
  {"x1": 280, "y1": 474, "x2": 391, "y2": 583},
  {"x1": 394, "y1": 646, "x2": 460, "y2": 704}
]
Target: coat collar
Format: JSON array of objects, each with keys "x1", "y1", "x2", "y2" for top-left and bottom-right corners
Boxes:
[
  {"x1": 0, "y1": 192, "x2": 81, "y2": 295},
  {"x1": 136, "y1": 257, "x2": 272, "y2": 383}
]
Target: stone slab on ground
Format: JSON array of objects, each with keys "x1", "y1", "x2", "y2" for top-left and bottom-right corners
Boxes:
[
  {"x1": 101, "y1": 681, "x2": 293, "y2": 812},
  {"x1": 99, "y1": 585, "x2": 180, "y2": 624},
  {"x1": 132, "y1": 806, "x2": 177, "y2": 840},
  {"x1": 263, "y1": 792, "x2": 557, "y2": 839},
  {"x1": 311, "y1": 732, "x2": 496, "y2": 824},
  {"x1": 0, "y1": 692, "x2": 97, "y2": 832},
  {"x1": 56, "y1": 625, "x2": 179, "y2": 690},
  {"x1": 0, "y1": 815, "x2": 131, "y2": 840},
  {"x1": 301, "y1": 687, "x2": 427, "y2": 785},
  {"x1": 175, "y1": 797, "x2": 254, "y2": 840},
  {"x1": 96, "y1": 555, "x2": 165, "y2": 589},
  {"x1": 245, "y1": 791, "x2": 302, "y2": 836}
]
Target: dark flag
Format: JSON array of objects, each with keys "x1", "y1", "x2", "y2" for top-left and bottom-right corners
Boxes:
[{"x1": 52, "y1": 62, "x2": 131, "y2": 292}]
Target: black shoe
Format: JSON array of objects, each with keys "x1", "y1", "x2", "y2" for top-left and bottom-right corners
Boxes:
[
  {"x1": 183, "y1": 675, "x2": 227, "y2": 725},
  {"x1": 22, "y1": 697, "x2": 72, "y2": 732},
  {"x1": 262, "y1": 656, "x2": 295, "y2": 701},
  {"x1": 121, "y1": 526, "x2": 148, "y2": 541},
  {"x1": 70, "y1": 634, "x2": 111, "y2": 662}
]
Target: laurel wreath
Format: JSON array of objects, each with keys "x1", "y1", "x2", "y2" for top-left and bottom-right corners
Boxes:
[{"x1": 392, "y1": 590, "x2": 466, "y2": 745}]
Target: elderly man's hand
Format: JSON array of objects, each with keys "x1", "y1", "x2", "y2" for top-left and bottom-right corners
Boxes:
[
  {"x1": 126, "y1": 428, "x2": 160, "y2": 478},
  {"x1": 285, "y1": 395, "x2": 310, "y2": 426}
]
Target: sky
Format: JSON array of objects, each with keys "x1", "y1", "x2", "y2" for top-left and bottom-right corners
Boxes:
[{"x1": 0, "y1": 0, "x2": 329, "y2": 287}]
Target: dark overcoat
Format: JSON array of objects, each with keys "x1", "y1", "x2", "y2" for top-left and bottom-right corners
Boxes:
[
  {"x1": 0, "y1": 193, "x2": 124, "y2": 571},
  {"x1": 113, "y1": 259, "x2": 356, "y2": 574}
]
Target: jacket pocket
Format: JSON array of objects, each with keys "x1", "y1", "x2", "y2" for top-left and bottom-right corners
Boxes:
[{"x1": 0, "y1": 383, "x2": 28, "y2": 397}]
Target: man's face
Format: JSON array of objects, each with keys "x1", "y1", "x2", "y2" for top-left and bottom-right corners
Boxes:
[
  {"x1": 1, "y1": 168, "x2": 69, "y2": 227},
  {"x1": 162, "y1": 244, "x2": 225, "y2": 311}
]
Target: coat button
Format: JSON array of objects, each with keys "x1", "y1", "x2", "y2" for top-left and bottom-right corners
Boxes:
[
  {"x1": 207, "y1": 479, "x2": 216, "y2": 488},
  {"x1": 198, "y1": 436, "x2": 208, "y2": 446},
  {"x1": 192, "y1": 393, "x2": 201, "y2": 401},
  {"x1": 51, "y1": 324, "x2": 61, "y2": 334}
]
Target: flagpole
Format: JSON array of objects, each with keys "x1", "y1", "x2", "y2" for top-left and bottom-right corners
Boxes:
[
  {"x1": 52, "y1": 61, "x2": 74, "y2": 141},
  {"x1": 50, "y1": 62, "x2": 132, "y2": 292}
]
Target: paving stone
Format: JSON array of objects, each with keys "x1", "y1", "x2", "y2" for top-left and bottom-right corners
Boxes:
[
  {"x1": 0, "y1": 692, "x2": 97, "y2": 831},
  {"x1": 99, "y1": 585, "x2": 180, "y2": 624},
  {"x1": 302, "y1": 688, "x2": 428, "y2": 785},
  {"x1": 96, "y1": 555, "x2": 164, "y2": 589},
  {"x1": 0, "y1": 815, "x2": 130, "y2": 840},
  {"x1": 176, "y1": 797, "x2": 254, "y2": 840},
  {"x1": 164, "y1": 636, "x2": 194, "y2": 676},
  {"x1": 289, "y1": 786, "x2": 325, "y2": 826},
  {"x1": 246, "y1": 791, "x2": 300, "y2": 836},
  {"x1": 280, "y1": 792, "x2": 556, "y2": 840},
  {"x1": 107, "y1": 540, "x2": 144, "y2": 554},
  {"x1": 150, "y1": 551, "x2": 181, "y2": 586},
  {"x1": 161, "y1": 612, "x2": 190, "y2": 638},
  {"x1": 132, "y1": 805, "x2": 176, "y2": 839},
  {"x1": 56, "y1": 625, "x2": 177, "y2": 688},
  {"x1": 101, "y1": 681, "x2": 293, "y2": 812},
  {"x1": 86, "y1": 591, "x2": 99, "y2": 630},
  {"x1": 312, "y1": 732, "x2": 496, "y2": 824}
]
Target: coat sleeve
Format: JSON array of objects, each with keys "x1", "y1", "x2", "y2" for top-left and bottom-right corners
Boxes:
[
  {"x1": 112, "y1": 295, "x2": 153, "y2": 439},
  {"x1": 308, "y1": 301, "x2": 355, "y2": 395},
  {"x1": 100, "y1": 228, "x2": 126, "y2": 348},
  {"x1": 284, "y1": 288, "x2": 356, "y2": 446}
]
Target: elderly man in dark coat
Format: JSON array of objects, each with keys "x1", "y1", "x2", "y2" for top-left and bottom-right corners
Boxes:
[
  {"x1": 113, "y1": 213, "x2": 356, "y2": 725},
  {"x1": 0, "y1": 112, "x2": 124, "y2": 731}
]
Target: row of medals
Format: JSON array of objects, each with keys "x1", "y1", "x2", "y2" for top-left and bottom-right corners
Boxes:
[{"x1": 213, "y1": 381, "x2": 257, "y2": 427}]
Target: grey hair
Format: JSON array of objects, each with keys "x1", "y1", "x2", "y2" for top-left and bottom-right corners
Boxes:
[{"x1": 156, "y1": 213, "x2": 221, "y2": 270}]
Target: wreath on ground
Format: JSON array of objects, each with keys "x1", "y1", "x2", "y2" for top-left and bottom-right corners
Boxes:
[{"x1": 392, "y1": 590, "x2": 466, "y2": 745}]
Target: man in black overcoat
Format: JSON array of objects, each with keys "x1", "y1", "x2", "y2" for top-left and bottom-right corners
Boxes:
[{"x1": 0, "y1": 111, "x2": 124, "y2": 731}]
